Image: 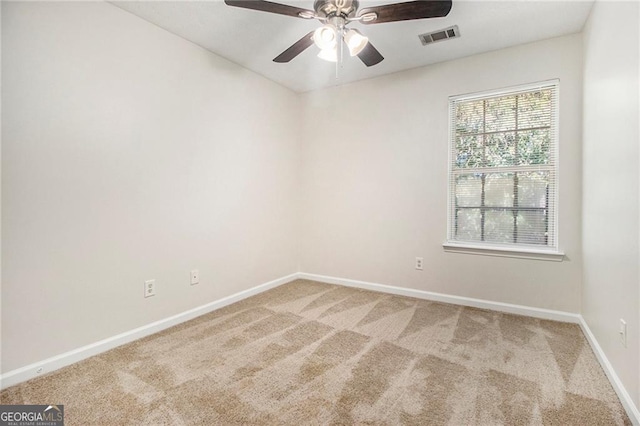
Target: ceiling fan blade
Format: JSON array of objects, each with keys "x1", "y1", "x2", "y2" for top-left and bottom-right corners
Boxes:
[
  {"x1": 357, "y1": 42, "x2": 384, "y2": 67},
  {"x1": 358, "y1": 0, "x2": 452, "y2": 24},
  {"x1": 224, "y1": 0, "x2": 314, "y2": 19},
  {"x1": 273, "y1": 31, "x2": 315, "y2": 63}
]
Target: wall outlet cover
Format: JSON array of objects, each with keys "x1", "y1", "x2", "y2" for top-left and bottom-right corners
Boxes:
[
  {"x1": 144, "y1": 279, "x2": 156, "y2": 298},
  {"x1": 619, "y1": 318, "x2": 627, "y2": 347}
]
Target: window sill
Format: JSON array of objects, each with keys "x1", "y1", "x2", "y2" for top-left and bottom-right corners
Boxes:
[{"x1": 442, "y1": 242, "x2": 565, "y2": 262}]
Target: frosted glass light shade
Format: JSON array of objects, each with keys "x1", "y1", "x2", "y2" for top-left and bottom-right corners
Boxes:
[
  {"x1": 313, "y1": 25, "x2": 338, "y2": 50},
  {"x1": 317, "y1": 47, "x2": 337, "y2": 62},
  {"x1": 344, "y1": 29, "x2": 368, "y2": 56}
]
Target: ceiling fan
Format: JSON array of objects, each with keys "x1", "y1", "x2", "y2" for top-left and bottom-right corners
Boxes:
[{"x1": 224, "y1": 0, "x2": 452, "y2": 66}]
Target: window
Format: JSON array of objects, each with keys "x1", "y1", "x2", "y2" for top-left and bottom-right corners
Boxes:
[{"x1": 445, "y1": 81, "x2": 561, "y2": 259}]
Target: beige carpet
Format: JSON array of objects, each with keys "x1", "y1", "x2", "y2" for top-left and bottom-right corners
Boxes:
[{"x1": 1, "y1": 279, "x2": 631, "y2": 425}]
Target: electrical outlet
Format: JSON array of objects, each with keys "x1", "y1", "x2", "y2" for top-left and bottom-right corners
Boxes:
[
  {"x1": 415, "y1": 257, "x2": 424, "y2": 270},
  {"x1": 619, "y1": 319, "x2": 627, "y2": 347},
  {"x1": 190, "y1": 269, "x2": 199, "y2": 285},
  {"x1": 144, "y1": 279, "x2": 156, "y2": 298}
]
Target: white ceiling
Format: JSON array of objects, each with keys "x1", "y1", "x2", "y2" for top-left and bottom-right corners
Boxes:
[{"x1": 111, "y1": 0, "x2": 593, "y2": 92}]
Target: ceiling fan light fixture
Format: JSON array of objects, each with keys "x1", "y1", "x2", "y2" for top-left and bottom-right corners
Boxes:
[
  {"x1": 344, "y1": 29, "x2": 368, "y2": 56},
  {"x1": 317, "y1": 47, "x2": 338, "y2": 62},
  {"x1": 313, "y1": 24, "x2": 338, "y2": 50}
]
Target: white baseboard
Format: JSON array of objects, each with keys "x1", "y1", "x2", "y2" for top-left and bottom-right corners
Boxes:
[
  {"x1": 0, "y1": 273, "x2": 299, "y2": 390},
  {"x1": 299, "y1": 272, "x2": 639, "y2": 424},
  {"x1": 298, "y1": 272, "x2": 581, "y2": 323},
  {"x1": 578, "y1": 317, "x2": 640, "y2": 425}
]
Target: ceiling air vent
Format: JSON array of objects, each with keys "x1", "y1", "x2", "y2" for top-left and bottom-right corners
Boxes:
[{"x1": 419, "y1": 25, "x2": 460, "y2": 46}]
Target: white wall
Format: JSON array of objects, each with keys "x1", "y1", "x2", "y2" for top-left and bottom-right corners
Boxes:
[
  {"x1": 300, "y1": 34, "x2": 584, "y2": 313},
  {"x1": 582, "y1": 0, "x2": 640, "y2": 408},
  {"x1": 0, "y1": 1, "x2": 3, "y2": 378},
  {"x1": 1, "y1": 2, "x2": 300, "y2": 373}
]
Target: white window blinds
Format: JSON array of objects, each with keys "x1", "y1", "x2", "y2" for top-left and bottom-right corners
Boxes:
[{"x1": 447, "y1": 81, "x2": 559, "y2": 250}]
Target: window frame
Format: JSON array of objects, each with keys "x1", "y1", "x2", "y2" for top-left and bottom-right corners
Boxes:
[{"x1": 444, "y1": 80, "x2": 564, "y2": 261}]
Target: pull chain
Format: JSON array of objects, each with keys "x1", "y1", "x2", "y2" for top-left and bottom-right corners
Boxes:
[{"x1": 335, "y1": 27, "x2": 344, "y2": 79}]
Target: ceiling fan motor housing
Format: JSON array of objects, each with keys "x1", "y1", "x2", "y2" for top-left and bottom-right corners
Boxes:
[{"x1": 314, "y1": 0, "x2": 359, "y2": 20}]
